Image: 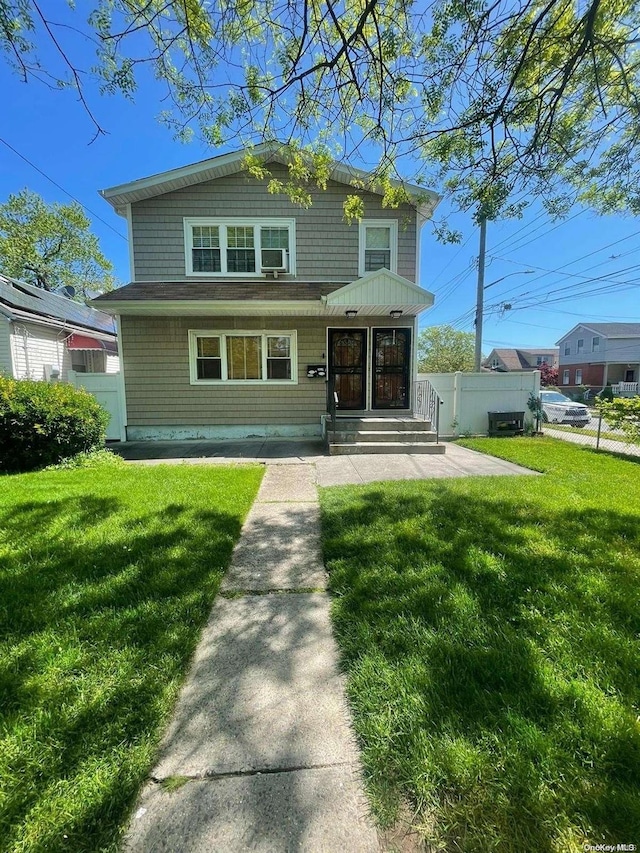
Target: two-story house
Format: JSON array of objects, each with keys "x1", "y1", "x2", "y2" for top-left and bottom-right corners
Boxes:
[
  {"x1": 93, "y1": 145, "x2": 443, "y2": 449},
  {"x1": 556, "y1": 322, "x2": 640, "y2": 395}
]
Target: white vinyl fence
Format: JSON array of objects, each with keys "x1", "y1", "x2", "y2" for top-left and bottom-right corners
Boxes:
[
  {"x1": 68, "y1": 371, "x2": 126, "y2": 442},
  {"x1": 419, "y1": 371, "x2": 541, "y2": 437}
]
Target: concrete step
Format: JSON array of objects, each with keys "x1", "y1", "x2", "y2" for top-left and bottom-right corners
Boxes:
[
  {"x1": 334, "y1": 417, "x2": 433, "y2": 432},
  {"x1": 332, "y1": 430, "x2": 438, "y2": 443},
  {"x1": 329, "y1": 442, "x2": 446, "y2": 456}
]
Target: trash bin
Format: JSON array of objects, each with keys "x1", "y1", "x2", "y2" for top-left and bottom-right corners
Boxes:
[{"x1": 488, "y1": 411, "x2": 525, "y2": 437}]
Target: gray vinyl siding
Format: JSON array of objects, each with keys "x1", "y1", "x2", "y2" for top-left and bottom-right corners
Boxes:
[
  {"x1": 0, "y1": 317, "x2": 12, "y2": 376},
  {"x1": 131, "y1": 163, "x2": 417, "y2": 283},
  {"x1": 122, "y1": 314, "x2": 415, "y2": 427}
]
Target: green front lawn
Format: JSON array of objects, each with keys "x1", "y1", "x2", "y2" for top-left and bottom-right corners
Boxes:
[
  {"x1": 0, "y1": 458, "x2": 262, "y2": 853},
  {"x1": 320, "y1": 438, "x2": 640, "y2": 852}
]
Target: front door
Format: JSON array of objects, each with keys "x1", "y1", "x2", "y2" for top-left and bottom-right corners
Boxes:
[
  {"x1": 372, "y1": 328, "x2": 411, "y2": 409},
  {"x1": 329, "y1": 329, "x2": 367, "y2": 410}
]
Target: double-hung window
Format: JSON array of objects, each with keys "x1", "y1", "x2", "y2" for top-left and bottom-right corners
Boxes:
[
  {"x1": 577, "y1": 338, "x2": 584, "y2": 354},
  {"x1": 189, "y1": 330, "x2": 297, "y2": 384},
  {"x1": 359, "y1": 220, "x2": 398, "y2": 275},
  {"x1": 185, "y1": 219, "x2": 295, "y2": 276},
  {"x1": 592, "y1": 336, "x2": 600, "y2": 352},
  {"x1": 563, "y1": 370, "x2": 570, "y2": 385}
]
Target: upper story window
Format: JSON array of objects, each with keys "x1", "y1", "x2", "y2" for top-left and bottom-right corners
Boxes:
[
  {"x1": 577, "y1": 338, "x2": 584, "y2": 354},
  {"x1": 184, "y1": 218, "x2": 295, "y2": 276},
  {"x1": 490, "y1": 357, "x2": 501, "y2": 369},
  {"x1": 536, "y1": 355, "x2": 549, "y2": 365},
  {"x1": 592, "y1": 336, "x2": 600, "y2": 352},
  {"x1": 359, "y1": 220, "x2": 398, "y2": 276},
  {"x1": 564, "y1": 343, "x2": 570, "y2": 356}
]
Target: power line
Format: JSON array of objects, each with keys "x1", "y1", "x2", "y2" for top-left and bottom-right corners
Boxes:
[{"x1": 0, "y1": 135, "x2": 127, "y2": 241}]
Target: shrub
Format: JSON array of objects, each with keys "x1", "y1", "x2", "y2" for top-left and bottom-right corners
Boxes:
[
  {"x1": 599, "y1": 384, "x2": 614, "y2": 401},
  {"x1": 596, "y1": 395, "x2": 640, "y2": 443},
  {"x1": 0, "y1": 377, "x2": 109, "y2": 473}
]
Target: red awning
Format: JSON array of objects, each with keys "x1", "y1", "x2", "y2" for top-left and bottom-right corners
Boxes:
[{"x1": 66, "y1": 333, "x2": 118, "y2": 354}]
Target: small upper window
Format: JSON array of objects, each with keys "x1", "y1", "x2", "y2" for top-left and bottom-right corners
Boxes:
[
  {"x1": 564, "y1": 343, "x2": 570, "y2": 356},
  {"x1": 359, "y1": 220, "x2": 398, "y2": 276},
  {"x1": 536, "y1": 355, "x2": 549, "y2": 365},
  {"x1": 577, "y1": 338, "x2": 584, "y2": 354},
  {"x1": 592, "y1": 336, "x2": 600, "y2": 352}
]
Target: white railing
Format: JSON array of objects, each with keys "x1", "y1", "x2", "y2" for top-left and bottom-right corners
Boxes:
[
  {"x1": 413, "y1": 379, "x2": 441, "y2": 441},
  {"x1": 612, "y1": 382, "x2": 639, "y2": 396}
]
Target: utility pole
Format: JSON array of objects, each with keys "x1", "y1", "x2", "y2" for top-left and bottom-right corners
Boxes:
[{"x1": 474, "y1": 217, "x2": 487, "y2": 371}]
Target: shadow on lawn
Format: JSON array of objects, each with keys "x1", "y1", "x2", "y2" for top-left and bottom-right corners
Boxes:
[
  {"x1": 0, "y1": 492, "x2": 243, "y2": 853},
  {"x1": 322, "y1": 483, "x2": 640, "y2": 850}
]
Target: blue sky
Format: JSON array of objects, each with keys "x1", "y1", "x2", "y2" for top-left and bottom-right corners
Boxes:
[{"x1": 1, "y1": 26, "x2": 639, "y2": 353}]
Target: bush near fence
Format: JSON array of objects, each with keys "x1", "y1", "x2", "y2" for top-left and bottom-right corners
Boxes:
[{"x1": 0, "y1": 376, "x2": 109, "y2": 473}]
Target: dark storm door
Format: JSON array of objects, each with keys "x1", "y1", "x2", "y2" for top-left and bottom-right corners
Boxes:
[
  {"x1": 329, "y1": 329, "x2": 367, "y2": 410},
  {"x1": 372, "y1": 328, "x2": 411, "y2": 409}
]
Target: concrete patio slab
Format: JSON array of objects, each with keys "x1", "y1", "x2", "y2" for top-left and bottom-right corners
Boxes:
[
  {"x1": 125, "y1": 765, "x2": 378, "y2": 853},
  {"x1": 315, "y1": 442, "x2": 537, "y2": 486},
  {"x1": 257, "y1": 463, "x2": 318, "y2": 502},
  {"x1": 221, "y1": 503, "x2": 326, "y2": 591},
  {"x1": 153, "y1": 594, "x2": 356, "y2": 779}
]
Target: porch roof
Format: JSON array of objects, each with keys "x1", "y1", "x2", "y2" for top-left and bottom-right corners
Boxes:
[{"x1": 92, "y1": 271, "x2": 435, "y2": 317}]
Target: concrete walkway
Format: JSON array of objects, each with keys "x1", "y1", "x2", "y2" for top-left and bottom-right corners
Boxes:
[{"x1": 124, "y1": 464, "x2": 379, "y2": 853}]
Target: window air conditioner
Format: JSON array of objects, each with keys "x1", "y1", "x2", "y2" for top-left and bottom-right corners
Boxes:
[{"x1": 261, "y1": 248, "x2": 288, "y2": 272}]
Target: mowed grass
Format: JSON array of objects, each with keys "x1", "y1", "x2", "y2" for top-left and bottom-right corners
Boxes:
[
  {"x1": 0, "y1": 459, "x2": 262, "y2": 853},
  {"x1": 319, "y1": 438, "x2": 640, "y2": 852}
]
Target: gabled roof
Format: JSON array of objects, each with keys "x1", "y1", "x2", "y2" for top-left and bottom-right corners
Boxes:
[
  {"x1": 484, "y1": 347, "x2": 558, "y2": 371},
  {"x1": 0, "y1": 274, "x2": 117, "y2": 335},
  {"x1": 100, "y1": 143, "x2": 440, "y2": 219},
  {"x1": 323, "y1": 269, "x2": 433, "y2": 315},
  {"x1": 556, "y1": 322, "x2": 640, "y2": 343}
]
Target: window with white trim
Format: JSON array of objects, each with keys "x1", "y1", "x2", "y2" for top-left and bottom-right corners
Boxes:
[
  {"x1": 577, "y1": 338, "x2": 584, "y2": 354},
  {"x1": 536, "y1": 355, "x2": 549, "y2": 365},
  {"x1": 189, "y1": 331, "x2": 297, "y2": 383},
  {"x1": 592, "y1": 336, "x2": 600, "y2": 352},
  {"x1": 185, "y1": 219, "x2": 295, "y2": 276},
  {"x1": 575, "y1": 369, "x2": 583, "y2": 384},
  {"x1": 359, "y1": 220, "x2": 398, "y2": 275},
  {"x1": 564, "y1": 342, "x2": 570, "y2": 355},
  {"x1": 562, "y1": 369, "x2": 570, "y2": 385}
]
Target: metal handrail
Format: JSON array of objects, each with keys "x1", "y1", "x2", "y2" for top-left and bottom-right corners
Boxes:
[
  {"x1": 413, "y1": 379, "x2": 442, "y2": 442},
  {"x1": 326, "y1": 377, "x2": 338, "y2": 442}
]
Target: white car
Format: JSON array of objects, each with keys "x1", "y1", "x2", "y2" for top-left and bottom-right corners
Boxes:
[{"x1": 540, "y1": 391, "x2": 590, "y2": 427}]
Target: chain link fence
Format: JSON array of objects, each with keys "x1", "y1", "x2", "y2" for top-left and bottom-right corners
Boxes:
[{"x1": 543, "y1": 409, "x2": 640, "y2": 458}]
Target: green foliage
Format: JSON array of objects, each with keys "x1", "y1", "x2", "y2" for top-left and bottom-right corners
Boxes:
[
  {"x1": 0, "y1": 377, "x2": 109, "y2": 473},
  {"x1": 599, "y1": 384, "x2": 615, "y2": 401},
  {"x1": 596, "y1": 396, "x2": 640, "y2": 443},
  {"x1": 1, "y1": 2, "x2": 639, "y2": 219},
  {"x1": 417, "y1": 325, "x2": 475, "y2": 373},
  {"x1": 0, "y1": 463, "x2": 262, "y2": 852},
  {"x1": 320, "y1": 438, "x2": 640, "y2": 848},
  {"x1": 0, "y1": 190, "x2": 115, "y2": 296}
]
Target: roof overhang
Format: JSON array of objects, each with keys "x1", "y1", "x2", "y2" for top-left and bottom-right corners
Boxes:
[
  {"x1": 96, "y1": 270, "x2": 435, "y2": 318},
  {"x1": 100, "y1": 143, "x2": 440, "y2": 220}
]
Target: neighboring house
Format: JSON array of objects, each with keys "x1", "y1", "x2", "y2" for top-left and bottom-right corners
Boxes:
[
  {"x1": 0, "y1": 274, "x2": 119, "y2": 381},
  {"x1": 556, "y1": 322, "x2": 640, "y2": 395},
  {"x1": 93, "y1": 144, "x2": 442, "y2": 445},
  {"x1": 483, "y1": 347, "x2": 559, "y2": 372}
]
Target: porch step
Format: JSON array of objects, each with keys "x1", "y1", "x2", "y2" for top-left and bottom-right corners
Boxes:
[
  {"x1": 335, "y1": 417, "x2": 433, "y2": 431},
  {"x1": 329, "y1": 442, "x2": 446, "y2": 456},
  {"x1": 332, "y1": 430, "x2": 438, "y2": 444}
]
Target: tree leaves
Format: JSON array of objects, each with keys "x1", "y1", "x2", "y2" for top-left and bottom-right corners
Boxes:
[{"x1": 0, "y1": 190, "x2": 115, "y2": 296}]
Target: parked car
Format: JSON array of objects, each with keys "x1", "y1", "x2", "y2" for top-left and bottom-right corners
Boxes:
[{"x1": 540, "y1": 391, "x2": 590, "y2": 427}]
